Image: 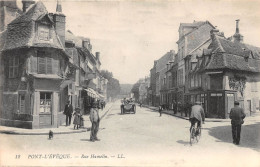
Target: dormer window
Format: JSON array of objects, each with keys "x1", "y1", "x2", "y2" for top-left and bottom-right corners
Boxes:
[{"x1": 38, "y1": 24, "x2": 50, "y2": 41}]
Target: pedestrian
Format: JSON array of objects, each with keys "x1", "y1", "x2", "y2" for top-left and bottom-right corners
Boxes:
[
  {"x1": 189, "y1": 101, "x2": 205, "y2": 133},
  {"x1": 229, "y1": 101, "x2": 246, "y2": 145},
  {"x1": 103, "y1": 101, "x2": 106, "y2": 108},
  {"x1": 100, "y1": 101, "x2": 104, "y2": 110},
  {"x1": 89, "y1": 100, "x2": 100, "y2": 142},
  {"x1": 73, "y1": 108, "x2": 81, "y2": 129},
  {"x1": 173, "y1": 100, "x2": 177, "y2": 114},
  {"x1": 64, "y1": 100, "x2": 73, "y2": 126},
  {"x1": 159, "y1": 105, "x2": 162, "y2": 117}
]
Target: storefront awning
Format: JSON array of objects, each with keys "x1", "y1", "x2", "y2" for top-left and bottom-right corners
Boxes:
[
  {"x1": 97, "y1": 93, "x2": 105, "y2": 99},
  {"x1": 84, "y1": 88, "x2": 98, "y2": 97}
]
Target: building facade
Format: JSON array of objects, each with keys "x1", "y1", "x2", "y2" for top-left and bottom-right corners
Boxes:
[
  {"x1": 186, "y1": 20, "x2": 260, "y2": 118},
  {"x1": 0, "y1": 1, "x2": 69, "y2": 128},
  {"x1": 0, "y1": 1, "x2": 107, "y2": 128},
  {"x1": 176, "y1": 21, "x2": 215, "y2": 115}
]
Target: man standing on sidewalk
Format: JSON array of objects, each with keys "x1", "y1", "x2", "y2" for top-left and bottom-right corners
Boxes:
[
  {"x1": 64, "y1": 100, "x2": 73, "y2": 126},
  {"x1": 89, "y1": 100, "x2": 100, "y2": 142},
  {"x1": 229, "y1": 101, "x2": 246, "y2": 145}
]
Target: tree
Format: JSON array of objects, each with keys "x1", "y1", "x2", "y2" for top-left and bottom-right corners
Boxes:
[
  {"x1": 131, "y1": 82, "x2": 141, "y2": 101},
  {"x1": 101, "y1": 70, "x2": 121, "y2": 100}
]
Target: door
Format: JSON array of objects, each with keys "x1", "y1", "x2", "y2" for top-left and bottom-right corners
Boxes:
[
  {"x1": 39, "y1": 92, "x2": 52, "y2": 127},
  {"x1": 209, "y1": 93, "x2": 224, "y2": 118}
]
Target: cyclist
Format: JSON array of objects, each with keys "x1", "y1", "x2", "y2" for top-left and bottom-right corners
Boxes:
[{"x1": 189, "y1": 101, "x2": 205, "y2": 134}]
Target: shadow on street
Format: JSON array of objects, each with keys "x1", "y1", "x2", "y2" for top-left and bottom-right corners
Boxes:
[
  {"x1": 177, "y1": 140, "x2": 190, "y2": 146},
  {"x1": 208, "y1": 122, "x2": 260, "y2": 152}
]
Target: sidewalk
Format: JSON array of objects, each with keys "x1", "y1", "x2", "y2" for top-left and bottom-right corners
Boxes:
[
  {"x1": 143, "y1": 105, "x2": 260, "y2": 122},
  {"x1": 0, "y1": 102, "x2": 114, "y2": 135}
]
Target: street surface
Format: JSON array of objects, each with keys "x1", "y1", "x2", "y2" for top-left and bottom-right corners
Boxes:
[{"x1": 1, "y1": 100, "x2": 260, "y2": 166}]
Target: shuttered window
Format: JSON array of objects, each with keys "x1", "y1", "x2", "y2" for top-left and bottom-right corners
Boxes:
[
  {"x1": 46, "y1": 57, "x2": 52, "y2": 74},
  {"x1": 37, "y1": 51, "x2": 55, "y2": 74},
  {"x1": 9, "y1": 56, "x2": 19, "y2": 78}
]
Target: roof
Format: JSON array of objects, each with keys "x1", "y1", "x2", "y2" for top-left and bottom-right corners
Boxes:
[
  {"x1": 0, "y1": 31, "x2": 7, "y2": 51},
  {"x1": 179, "y1": 21, "x2": 205, "y2": 28},
  {"x1": 65, "y1": 30, "x2": 83, "y2": 47},
  {"x1": 177, "y1": 21, "x2": 215, "y2": 44},
  {"x1": 11, "y1": 1, "x2": 47, "y2": 24},
  {"x1": 205, "y1": 53, "x2": 260, "y2": 72},
  {"x1": 2, "y1": 1, "x2": 64, "y2": 51},
  {"x1": 205, "y1": 34, "x2": 260, "y2": 73},
  {"x1": 155, "y1": 50, "x2": 175, "y2": 73}
]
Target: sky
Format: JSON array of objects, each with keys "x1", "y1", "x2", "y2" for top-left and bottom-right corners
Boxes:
[{"x1": 18, "y1": 0, "x2": 260, "y2": 84}]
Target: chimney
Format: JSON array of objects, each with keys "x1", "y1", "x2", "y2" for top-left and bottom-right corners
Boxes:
[
  {"x1": 82, "y1": 40, "x2": 88, "y2": 48},
  {"x1": 96, "y1": 52, "x2": 100, "y2": 60},
  {"x1": 233, "y1": 19, "x2": 243, "y2": 43},
  {"x1": 22, "y1": 0, "x2": 35, "y2": 12},
  {"x1": 210, "y1": 29, "x2": 219, "y2": 39},
  {"x1": 53, "y1": 0, "x2": 66, "y2": 47}
]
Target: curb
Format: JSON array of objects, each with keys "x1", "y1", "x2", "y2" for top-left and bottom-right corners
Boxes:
[
  {"x1": 0, "y1": 103, "x2": 114, "y2": 135},
  {"x1": 143, "y1": 106, "x2": 229, "y2": 122}
]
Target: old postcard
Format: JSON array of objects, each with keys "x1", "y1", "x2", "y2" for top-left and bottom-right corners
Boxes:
[{"x1": 0, "y1": 0, "x2": 260, "y2": 166}]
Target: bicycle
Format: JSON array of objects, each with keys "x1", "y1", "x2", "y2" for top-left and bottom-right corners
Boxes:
[{"x1": 190, "y1": 123, "x2": 201, "y2": 146}]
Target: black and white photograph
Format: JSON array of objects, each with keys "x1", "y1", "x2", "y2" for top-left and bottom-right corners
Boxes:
[{"x1": 0, "y1": 0, "x2": 260, "y2": 166}]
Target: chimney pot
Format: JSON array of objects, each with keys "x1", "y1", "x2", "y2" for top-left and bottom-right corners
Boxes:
[{"x1": 22, "y1": 0, "x2": 35, "y2": 12}]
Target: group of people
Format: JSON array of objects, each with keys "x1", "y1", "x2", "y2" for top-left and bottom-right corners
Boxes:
[
  {"x1": 158, "y1": 100, "x2": 246, "y2": 146},
  {"x1": 188, "y1": 100, "x2": 246, "y2": 145},
  {"x1": 64, "y1": 99, "x2": 104, "y2": 142}
]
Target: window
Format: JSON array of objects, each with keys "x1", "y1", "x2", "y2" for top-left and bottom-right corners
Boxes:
[
  {"x1": 9, "y1": 56, "x2": 19, "y2": 78},
  {"x1": 38, "y1": 25, "x2": 50, "y2": 41},
  {"x1": 40, "y1": 92, "x2": 52, "y2": 113},
  {"x1": 18, "y1": 94, "x2": 25, "y2": 113},
  {"x1": 37, "y1": 51, "x2": 55, "y2": 74}
]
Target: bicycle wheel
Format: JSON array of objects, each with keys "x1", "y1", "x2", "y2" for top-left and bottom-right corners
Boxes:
[
  {"x1": 196, "y1": 127, "x2": 201, "y2": 142},
  {"x1": 190, "y1": 126, "x2": 196, "y2": 146}
]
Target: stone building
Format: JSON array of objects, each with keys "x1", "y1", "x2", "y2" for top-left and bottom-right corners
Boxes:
[
  {"x1": 65, "y1": 30, "x2": 107, "y2": 114},
  {"x1": 149, "y1": 61, "x2": 157, "y2": 106},
  {"x1": 176, "y1": 21, "x2": 215, "y2": 113},
  {"x1": 185, "y1": 20, "x2": 260, "y2": 118},
  {"x1": 165, "y1": 54, "x2": 178, "y2": 111},
  {"x1": 0, "y1": 1, "x2": 108, "y2": 128},
  {"x1": 0, "y1": 1, "x2": 69, "y2": 128}
]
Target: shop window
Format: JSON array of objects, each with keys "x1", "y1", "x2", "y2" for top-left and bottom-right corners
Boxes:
[
  {"x1": 40, "y1": 92, "x2": 52, "y2": 113},
  {"x1": 9, "y1": 56, "x2": 19, "y2": 78}
]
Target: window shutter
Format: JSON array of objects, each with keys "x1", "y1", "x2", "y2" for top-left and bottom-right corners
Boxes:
[
  {"x1": 46, "y1": 57, "x2": 52, "y2": 74},
  {"x1": 52, "y1": 56, "x2": 59, "y2": 75},
  {"x1": 31, "y1": 56, "x2": 38, "y2": 73},
  {"x1": 38, "y1": 57, "x2": 46, "y2": 74}
]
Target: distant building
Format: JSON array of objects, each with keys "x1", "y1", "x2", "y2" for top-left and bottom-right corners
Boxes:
[{"x1": 139, "y1": 76, "x2": 150, "y2": 105}]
